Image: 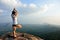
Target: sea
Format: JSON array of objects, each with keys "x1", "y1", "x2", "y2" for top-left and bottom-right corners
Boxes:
[{"x1": 0, "y1": 23, "x2": 60, "y2": 40}]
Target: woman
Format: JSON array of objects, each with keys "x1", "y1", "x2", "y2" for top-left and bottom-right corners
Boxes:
[
  {"x1": 11, "y1": 8, "x2": 22, "y2": 38},
  {"x1": 11, "y1": 8, "x2": 18, "y2": 25},
  {"x1": 11, "y1": 8, "x2": 22, "y2": 28}
]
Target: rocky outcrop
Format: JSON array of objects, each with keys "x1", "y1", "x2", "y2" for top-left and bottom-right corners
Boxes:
[{"x1": 0, "y1": 32, "x2": 43, "y2": 40}]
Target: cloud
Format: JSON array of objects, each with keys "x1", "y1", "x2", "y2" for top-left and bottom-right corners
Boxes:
[
  {"x1": 21, "y1": 3, "x2": 55, "y2": 15},
  {"x1": 0, "y1": 9, "x2": 4, "y2": 13},
  {"x1": 39, "y1": 4, "x2": 55, "y2": 13},
  {"x1": 0, "y1": 0, "x2": 37, "y2": 9},
  {"x1": 40, "y1": 4, "x2": 49, "y2": 13},
  {"x1": 23, "y1": 4, "x2": 27, "y2": 8},
  {"x1": 21, "y1": 3, "x2": 57, "y2": 24},
  {"x1": 24, "y1": 4, "x2": 55, "y2": 15},
  {"x1": 0, "y1": 0, "x2": 22, "y2": 8},
  {"x1": 29, "y1": 3, "x2": 37, "y2": 9},
  {"x1": 0, "y1": 0, "x2": 38, "y2": 15}
]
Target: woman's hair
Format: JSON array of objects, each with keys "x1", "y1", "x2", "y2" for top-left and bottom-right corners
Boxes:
[
  {"x1": 12, "y1": 8, "x2": 17, "y2": 14},
  {"x1": 12, "y1": 8, "x2": 18, "y2": 16}
]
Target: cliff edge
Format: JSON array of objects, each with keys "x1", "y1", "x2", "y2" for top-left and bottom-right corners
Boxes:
[{"x1": 0, "y1": 32, "x2": 43, "y2": 40}]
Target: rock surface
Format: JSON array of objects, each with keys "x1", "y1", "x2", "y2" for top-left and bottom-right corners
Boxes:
[{"x1": 0, "y1": 32, "x2": 43, "y2": 40}]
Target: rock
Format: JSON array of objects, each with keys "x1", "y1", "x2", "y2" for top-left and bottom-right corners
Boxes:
[{"x1": 0, "y1": 32, "x2": 43, "y2": 40}]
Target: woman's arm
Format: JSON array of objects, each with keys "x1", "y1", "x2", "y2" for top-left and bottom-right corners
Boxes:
[
  {"x1": 15, "y1": 12, "x2": 18, "y2": 17},
  {"x1": 11, "y1": 14, "x2": 16, "y2": 18}
]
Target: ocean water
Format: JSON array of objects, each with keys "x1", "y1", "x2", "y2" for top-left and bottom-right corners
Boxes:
[{"x1": 0, "y1": 23, "x2": 60, "y2": 40}]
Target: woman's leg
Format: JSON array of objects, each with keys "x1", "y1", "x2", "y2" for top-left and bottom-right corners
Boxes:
[
  {"x1": 16, "y1": 24, "x2": 22, "y2": 28},
  {"x1": 13, "y1": 25, "x2": 17, "y2": 37}
]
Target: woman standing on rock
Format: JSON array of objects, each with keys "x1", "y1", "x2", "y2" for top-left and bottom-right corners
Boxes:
[{"x1": 11, "y1": 8, "x2": 22, "y2": 38}]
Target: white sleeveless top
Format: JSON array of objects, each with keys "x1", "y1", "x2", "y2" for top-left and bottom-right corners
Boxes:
[{"x1": 11, "y1": 14, "x2": 18, "y2": 25}]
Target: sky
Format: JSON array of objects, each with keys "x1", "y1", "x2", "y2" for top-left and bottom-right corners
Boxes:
[{"x1": 0, "y1": 0, "x2": 60, "y2": 25}]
